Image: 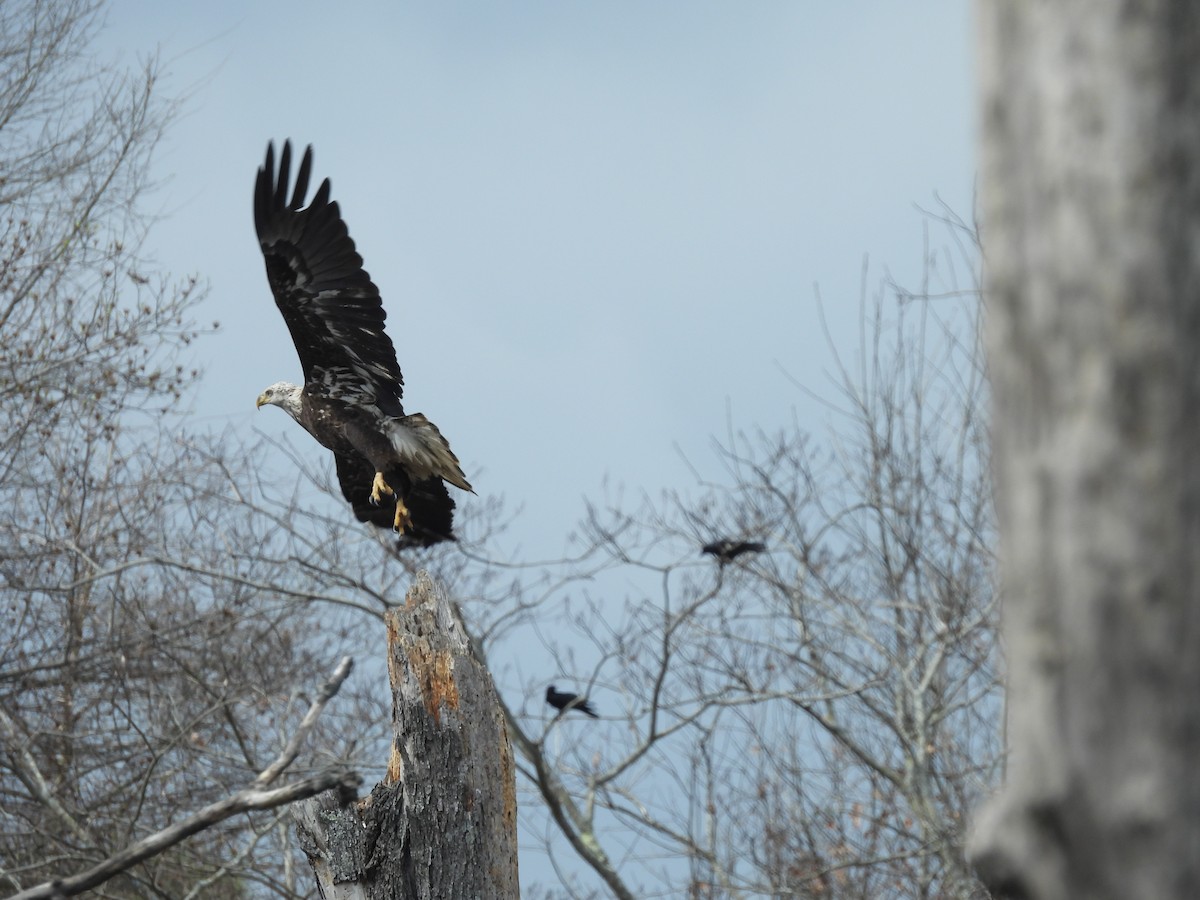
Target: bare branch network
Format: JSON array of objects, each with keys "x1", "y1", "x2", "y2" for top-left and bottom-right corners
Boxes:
[
  {"x1": 0, "y1": 0, "x2": 997, "y2": 894},
  {"x1": 7, "y1": 659, "x2": 360, "y2": 900}
]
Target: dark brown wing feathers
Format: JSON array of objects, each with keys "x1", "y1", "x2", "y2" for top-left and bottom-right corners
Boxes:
[{"x1": 255, "y1": 140, "x2": 404, "y2": 415}]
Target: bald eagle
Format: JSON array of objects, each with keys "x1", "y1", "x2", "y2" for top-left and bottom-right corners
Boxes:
[{"x1": 254, "y1": 141, "x2": 472, "y2": 547}]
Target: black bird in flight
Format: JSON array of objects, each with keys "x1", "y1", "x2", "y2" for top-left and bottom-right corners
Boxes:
[
  {"x1": 702, "y1": 539, "x2": 767, "y2": 565},
  {"x1": 546, "y1": 685, "x2": 598, "y2": 718}
]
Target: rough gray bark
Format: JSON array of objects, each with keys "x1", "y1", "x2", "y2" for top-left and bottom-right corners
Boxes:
[
  {"x1": 971, "y1": 3, "x2": 1200, "y2": 898},
  {"x1": 294, "y1": 573, "x2": 518, "y2": 898}
]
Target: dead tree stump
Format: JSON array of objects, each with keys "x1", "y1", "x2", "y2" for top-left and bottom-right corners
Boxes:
[{"x1": 294, "y1": 572, "x2": 518, "y2": 898}]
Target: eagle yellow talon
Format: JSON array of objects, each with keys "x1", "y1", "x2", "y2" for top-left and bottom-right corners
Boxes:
[
  {"x1": 370, "y1": 472, "x2": 394, "y2": 506},
  {"x1": 392, "y1": 497, "x2": 412, "y2": 534}
]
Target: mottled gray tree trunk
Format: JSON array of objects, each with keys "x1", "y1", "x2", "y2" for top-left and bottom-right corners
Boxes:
[
  {"x1": 971, "y1": 2, "x2": 1200, "y2": 898},
  {"x1": 294, "y1": 573, "x2": 518, "y2": 898}
]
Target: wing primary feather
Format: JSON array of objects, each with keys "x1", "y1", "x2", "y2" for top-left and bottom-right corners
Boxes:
[
  {"x1": 312, "y1": 178, "x2": 331, "y2": 209},
  {"x1": 274, "y1": 140, "x2": 292, "y2": 211},
  {"x1": 254, "y1": 144, "x2": 274, "y2": 237},
  {"x1": 291, "y1": 146, "x2": 312, "y2": 211}
]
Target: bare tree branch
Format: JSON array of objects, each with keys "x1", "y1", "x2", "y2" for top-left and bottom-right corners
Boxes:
[{"x1": 7, "y1": 658, "x2": 360, "y2": 900}]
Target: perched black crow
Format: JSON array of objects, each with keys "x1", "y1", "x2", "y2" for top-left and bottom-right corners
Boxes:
[
  {"x1": 545, "y1": 685, "x2": 598, "y2": 718},
  {"x1": 702, "y1": 539, "x2": 767, "y2": 565}
]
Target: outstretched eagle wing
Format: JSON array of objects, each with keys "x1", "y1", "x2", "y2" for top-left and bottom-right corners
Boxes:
[{"x1": 254, "y1": 141, "x2": 404, "y2": 417}]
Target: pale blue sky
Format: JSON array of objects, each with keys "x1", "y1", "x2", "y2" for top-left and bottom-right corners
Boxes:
[{"x1": 99, "y1": 1, "x2": 972, "y2": 559}]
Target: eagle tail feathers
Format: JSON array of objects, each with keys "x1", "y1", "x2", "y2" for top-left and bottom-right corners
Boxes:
[{"x1": 387, "y1": 413, "x2": 474, "y2": 494}]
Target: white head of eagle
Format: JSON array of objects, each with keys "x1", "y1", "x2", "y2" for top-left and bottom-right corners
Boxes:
[
  {"x1": 253, "y1": 141, "x2": 472, "y2": 548},
  {"x1": 255, "y1": 381, "x2": 304, "y2": 420}
]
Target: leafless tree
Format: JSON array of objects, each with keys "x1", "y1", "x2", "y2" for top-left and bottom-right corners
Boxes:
[
  {"x1": 161, "y1": 211, "x2": 996, "y2": 898},
  {"x1": 0, "y1": 2, "x2": 1000, "y2": 896},
  {"x1": 0, "y1": 3, "x2": 380, "y2": 897},
  {"x1": 227, "y1": 212, "x2": 996, "y2": 898},
  {"x1": 9, "y1": 659, "x2": 360, "y2": 900},
  {"x1": 436, "y1": 212, "x2": 999, "y2": 898}
]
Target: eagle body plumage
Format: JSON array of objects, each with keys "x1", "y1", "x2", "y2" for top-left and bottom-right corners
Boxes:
[{"x1": 254, "y1": 142, "x2": 471, "y2": 547}]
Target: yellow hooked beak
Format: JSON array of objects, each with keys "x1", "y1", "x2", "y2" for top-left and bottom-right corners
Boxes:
[{"x1": 255, "y1": 393, "x2": 268, "y2": 409}]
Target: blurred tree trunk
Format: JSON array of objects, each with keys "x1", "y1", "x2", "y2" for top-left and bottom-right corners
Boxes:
[
  {"x1": 972, "y1": 2, "x2": 1200, "y2": 898},
  {"x1": 294, "y1": 573, "x2": 518, "y2": 898}
]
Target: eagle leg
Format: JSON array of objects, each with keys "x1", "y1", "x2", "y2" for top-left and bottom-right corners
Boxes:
[
  {"x1": 392, "y1": 496, "x2": 412, "y2": 534},
  {"x1": 369, "y1": 472, "x2": 395, "y2": 506}
]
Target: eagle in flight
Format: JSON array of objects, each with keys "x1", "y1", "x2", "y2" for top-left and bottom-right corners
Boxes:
[{"x1": 254, "y1": 141, "x2": 472, "y2": 547}]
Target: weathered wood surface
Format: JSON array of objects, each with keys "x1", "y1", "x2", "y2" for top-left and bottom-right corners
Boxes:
[
  {"x1": 972, "y1": 3, "x2": 1200, "y2": 898},
  {"x1": 295, "y1": 572, "x2": 518, "y2": 898}
]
